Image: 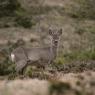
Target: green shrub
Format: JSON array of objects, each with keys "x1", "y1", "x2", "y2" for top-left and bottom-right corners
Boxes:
[
  {"x1": 0, "y1": 0, "x2": 21, "y2": 17},
  {"x1": 49, "y1": 81, "x2": 71, "y2": 95},
  {"x1": 0, "y1": 0, "x2": 35, "y2": 28},
  {"x1": 0, "y1": 56, "x2": 15, "y2": 76},
  {"x1": 15, "y1": 16, "x2": 34, "y2": 28},
  {"x1": 0, "y1": 48, "x2": 16, "y2": 76},
  {"x1": 14, "y1": 7, "x2": 36, "y2": 28}
]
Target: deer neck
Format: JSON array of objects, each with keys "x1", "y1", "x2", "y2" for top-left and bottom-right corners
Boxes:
[{"x1": 51, "y1": 41, "x2": 58, "y2": 60}]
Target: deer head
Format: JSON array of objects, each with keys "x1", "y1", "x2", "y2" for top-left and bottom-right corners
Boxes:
[
  {"x1": 49, "y1": 28, "x2": 62, "y2": 47},
  {"x1": 49, "y1": 28, "x2": 62, "y2": 59}
]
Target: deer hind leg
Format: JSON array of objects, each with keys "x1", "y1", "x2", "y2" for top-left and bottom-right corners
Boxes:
[{"x1": 15, "y1": 60, "x2": 28, "y2": 74}]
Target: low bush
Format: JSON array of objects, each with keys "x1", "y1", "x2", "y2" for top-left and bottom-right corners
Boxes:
[
  {"x1": 15, "y1": 16, "x2": 33, "y2": 28},
  {"x1": 0, "y1": 53, "x2": 15, "y2": 76},
  {"x1": 50, "y1": 81, "x2": 71, "y2": 95},
  {"x1": 0, "y1": 0, "x2": 21, "y2": 17}
]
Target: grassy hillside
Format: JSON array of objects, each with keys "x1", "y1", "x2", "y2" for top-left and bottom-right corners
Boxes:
[
  {"x1": 0, "y1": 0, "x2": 95, "y2": 76},
  {"x1": 0, "y1": 1, "x2": 95, "y2": 94}
]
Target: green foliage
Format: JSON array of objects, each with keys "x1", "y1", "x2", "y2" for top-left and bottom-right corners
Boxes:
[
  {"x1": 49, "y1": 81, "x2": 71, "y2": 95},
  {"x1": 0, "y1": 0, "x2": 21, "y2": 17},
  {"x1": 74, "y1": 90, "x2": 83, "y2": 95},
  {"x1": 0, "y1": 55, "x2": 15, "y2": 76},
  {"x1": 24, "y1": 66, "x2": 33, "y2": 77},
  {"x1": 0, "y1": 0, "x2": 35, "y2": 28},
  {"x1": 54, "y1": 57, "x2": 65, "y2": 65},
  {"x1": 0, "y1": 45, "x2": 16, "y2": 76},
  {"x1": 15, "y1": 16, "x2": 33, "y2": 28},
  {"x1": 64, "y1": 48, "x2": 95, "y2": 62}
]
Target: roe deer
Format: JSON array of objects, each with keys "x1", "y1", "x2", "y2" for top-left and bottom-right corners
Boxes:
[{"x1": 11, "y1": 28, "x2": 62, "y2": 72}]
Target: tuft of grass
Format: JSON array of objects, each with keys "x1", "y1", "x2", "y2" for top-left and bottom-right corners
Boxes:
[
  {"x1": 24, "y1": 66, "x2": 33, "y2": 77},
  {"x1": 53, "y1": 56, "x2": 66, "y2": 71},
  {"x1": 76, "y1": 80, "x2": 81, "y2": 86},
  {"x1": 74, "y1": 89, "x2": 83, "y2": 95},
  {"x1": 49, "y1": 81, "x2": 71, "y2": 95},
  {"x1": 54, "y1": 57, "x2": 65, "y2": 65}
]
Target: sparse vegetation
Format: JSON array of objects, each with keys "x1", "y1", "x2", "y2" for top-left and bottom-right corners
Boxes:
[
  {"x1": 54, "y1": 57, "x2": 65, "y2": 65},
  {"x1": 64, "y1": 49, "x2": 95, "y2": 62},
  {"x1": 15, "y1": 16, "x2": 33, "y2": 28},
  {"x1": 65, "y1": 0, "x2": 95, "y2": 19},
  {"x1": 0, "y1": 0, "x2": 34, "y2": 28},
  {"x1": 75, "y1": 23, "x2": 95, "y2": 35},
  {"x1": 49, "y1": 81, "x2": 71, "y2": 95},
  {"x1": 0, "y1": 51, "x2": 15, "y2": 76},
  {"x1": 24, "y1": 66, "x2": 33, "y2": 77},
  {"x1": 30, "y1": 6, "x2": 52, "y2": 15}
]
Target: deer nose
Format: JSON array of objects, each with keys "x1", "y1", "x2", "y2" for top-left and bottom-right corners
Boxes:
[{"x1": 54, "y1": 40, "x2": 58, "y2": 44}]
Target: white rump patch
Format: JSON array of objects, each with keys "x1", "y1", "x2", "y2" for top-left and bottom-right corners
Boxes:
[{"x1": 11, "y1": 53, "x2": 15, "y2": 62}]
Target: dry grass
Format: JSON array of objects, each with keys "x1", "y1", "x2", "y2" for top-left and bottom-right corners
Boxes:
[
  {"x1": 0, "y1": 79, "x2": 49, "y2": 95},
  {"x1": 0, "y1": 71, "x2": 95, "y2": 95}
]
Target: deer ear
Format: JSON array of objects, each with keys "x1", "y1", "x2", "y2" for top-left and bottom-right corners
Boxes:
[
  {"x1": 49, "y1": 29, "x2": 53, "y2": 35},
  {"x1": 58, "y1": 28, "x2": 62, "y2": 35}
]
